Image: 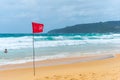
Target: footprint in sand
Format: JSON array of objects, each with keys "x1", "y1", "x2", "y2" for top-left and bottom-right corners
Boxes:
[
  {"x1": 45, "y1": 76, "x2": 49, "y2": 79},
  {"x1": 79, "y1": 74, "x2": 82, "y2": 76}
]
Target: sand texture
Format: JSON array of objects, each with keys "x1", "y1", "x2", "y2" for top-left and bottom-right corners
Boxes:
[{"x1": 0, "y1": 54, "x2": 120, "y2": 80}]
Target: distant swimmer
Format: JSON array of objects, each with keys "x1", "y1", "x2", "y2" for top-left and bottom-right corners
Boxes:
[{"x1": 4, "y1": 49, "x2": 8, "y2": 53}]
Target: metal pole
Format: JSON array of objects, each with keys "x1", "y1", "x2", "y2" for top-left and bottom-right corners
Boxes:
[{"x1": 32, "y1": 33, "x2": 36, "y2": 76}]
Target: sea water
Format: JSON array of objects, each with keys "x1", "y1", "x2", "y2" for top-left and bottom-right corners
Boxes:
[{"x1": 0, "y1": 33, "x2": 120, "y2": 65}]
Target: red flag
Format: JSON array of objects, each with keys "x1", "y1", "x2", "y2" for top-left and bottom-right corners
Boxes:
[{"x1": 32, "y1": 22, "x2": 44, "y2": 33}]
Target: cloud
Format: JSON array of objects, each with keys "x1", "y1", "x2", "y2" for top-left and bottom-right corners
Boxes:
[{"x1": 0, "y1": 0, "x2": 120, "y2": 33}]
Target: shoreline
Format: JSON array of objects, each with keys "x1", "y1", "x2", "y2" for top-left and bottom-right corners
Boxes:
[
  {"x1": 0, "y1": 53, "x2": 114, "y2": 71},
  {"x1": 0, "y1": 53, "x2": 120, "y2": 80}
]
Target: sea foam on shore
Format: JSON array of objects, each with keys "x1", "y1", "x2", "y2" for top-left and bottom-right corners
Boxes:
[{"x1": 0, "y1": 33, "x2": 120, "y2": 66}]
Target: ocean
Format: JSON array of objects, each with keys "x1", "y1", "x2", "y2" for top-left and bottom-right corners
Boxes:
[{"x1": 0, "y1": 33, "x2": 120, "y2": 65}]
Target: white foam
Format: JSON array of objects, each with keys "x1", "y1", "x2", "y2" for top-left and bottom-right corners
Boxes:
[
  {"x1": 1, "y1": 34, "x2": 120, "y2": 66},
  {"x1": 0, "y1": 54, "x2": 68, "y2": 66},
  {"x1": 1, "y1": 34, "x2": 120, "y2": 51}
]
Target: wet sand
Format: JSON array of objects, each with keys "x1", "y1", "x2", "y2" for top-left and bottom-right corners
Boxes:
[{"x1": 0, "y1": 54, "x2": 120, "y2": 80}]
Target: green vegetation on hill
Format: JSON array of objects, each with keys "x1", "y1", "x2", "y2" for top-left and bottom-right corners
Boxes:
[{"x1": 48, "y1": 21, "x2": 120, "y2": 33}]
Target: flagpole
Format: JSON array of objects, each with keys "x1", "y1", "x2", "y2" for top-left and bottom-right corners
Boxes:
[
  {"x1": 32, "y1": 22, "x2": 44, "y2": 76},
  {"x1": 32, "y1": 33, "x2": 36, "y2": 76}
]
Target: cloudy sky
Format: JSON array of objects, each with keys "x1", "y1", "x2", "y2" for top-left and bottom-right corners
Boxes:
[{"x1": 0, "y1": 0, "x2": 120, "y2": 33}]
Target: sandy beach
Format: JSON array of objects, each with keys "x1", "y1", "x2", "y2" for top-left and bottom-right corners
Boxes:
[{"x1": 0, "y1": 54, "x2": 120, "y2": 80}]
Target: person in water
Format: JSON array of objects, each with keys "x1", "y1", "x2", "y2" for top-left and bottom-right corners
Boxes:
[{"x1": 4, "y1": 49, "x2": 8, "y2": 53}]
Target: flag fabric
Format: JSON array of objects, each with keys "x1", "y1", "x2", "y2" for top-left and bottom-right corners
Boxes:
[{"x1": 32, "y1": 22, "x2": 44, "y2": 33}]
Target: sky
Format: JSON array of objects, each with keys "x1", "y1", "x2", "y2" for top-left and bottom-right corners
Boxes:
[{"x1": 0, "y1": 0, "x2": 120, "y2": 33}]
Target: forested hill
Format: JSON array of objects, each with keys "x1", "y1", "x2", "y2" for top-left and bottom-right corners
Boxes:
[{"x1": 48, "y1": 21, "x2": 120, "y2": 33}]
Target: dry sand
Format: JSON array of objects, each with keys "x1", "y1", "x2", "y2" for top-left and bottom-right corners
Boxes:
[{"x1": 0, "y1": 54, "x2": 120, "y2": 80}]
